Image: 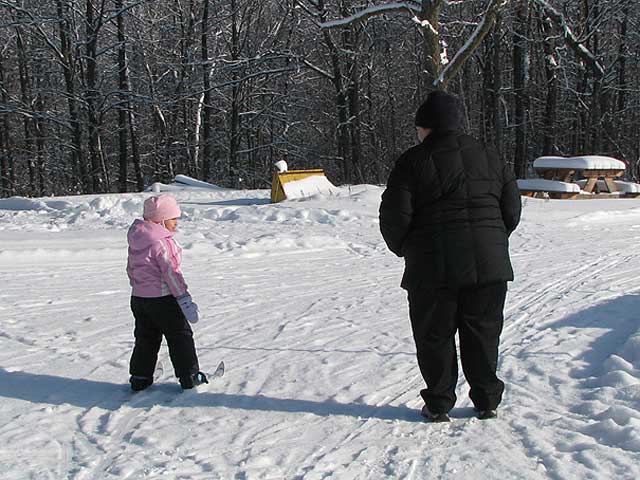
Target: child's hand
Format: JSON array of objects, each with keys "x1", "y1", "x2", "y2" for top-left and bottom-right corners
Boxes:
[{"x1": 177, "y1": 293, "x2": 200, "y2": 323}]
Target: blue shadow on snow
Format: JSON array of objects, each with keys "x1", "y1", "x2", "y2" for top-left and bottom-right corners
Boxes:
[
  {"x1": 0, "y1": 368, "x2": 442, "y2": 423},
  {"x1": 543, "y1": 294, "x2": 640, "y2": 378},
  {"x1": 182, "y1": 198, "x2": 270, "y2": 207}
]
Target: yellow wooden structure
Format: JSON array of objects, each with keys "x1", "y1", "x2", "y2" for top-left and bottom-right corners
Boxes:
[{"x1": 270, "y1": 169, "x2": 327, "y2": 203}]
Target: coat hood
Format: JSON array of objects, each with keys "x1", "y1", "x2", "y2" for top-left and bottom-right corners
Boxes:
[{"x1": 127, "y1": 219, "x2": 173, "y2": 249}]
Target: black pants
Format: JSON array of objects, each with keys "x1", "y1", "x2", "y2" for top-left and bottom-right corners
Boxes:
[
  {"x1": 129, "y1": 295, "x2": 199, "y2": 379},
  {"x1": 408, "y1": 282, "x2": 507, "y2": 413}
]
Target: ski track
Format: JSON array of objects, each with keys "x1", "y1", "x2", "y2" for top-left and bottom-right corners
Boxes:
[{"x1": 1, "y1": 191, "x2": 640, "y2": 478}]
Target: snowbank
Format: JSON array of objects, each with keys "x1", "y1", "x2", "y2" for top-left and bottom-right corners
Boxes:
[
  {"x1": 174, "y1": 174, "x2": 224, "y2": 190},
  {"x1": 0, "y1": 196, "x2": 73, "y2": 212},
  {"x1": 146, "y1": 174, "x2": 224, "y2": 192}
]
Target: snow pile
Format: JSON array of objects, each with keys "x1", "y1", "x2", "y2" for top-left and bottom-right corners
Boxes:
[
  {"x1": 173, "y1": 174, "x2": 224, "y2": 190},
  {"x1": 274, "y1": 160, "x2": 288, "y2": 173},
  {"x1": 0, "y1": 196, "x2": 73, "y2": 212},
  {"x1": 282, "y1": 175, "x2": 339, "y2": 200},
  {"x1": 146, "y1": 174, "x2": 224, "y2": 193},
  {"x1": 534, "y1": 155, "x2": 626, "y2": 170}
]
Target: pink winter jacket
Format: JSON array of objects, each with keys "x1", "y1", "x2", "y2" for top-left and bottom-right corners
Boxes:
[{"x1": 126, "y1": 219, "x2": 188, "y2": 298}]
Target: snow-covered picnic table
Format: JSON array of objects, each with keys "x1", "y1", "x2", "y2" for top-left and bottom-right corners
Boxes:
[{"x1": 533, "y1": 155, "x2": 626, "y2": 193}]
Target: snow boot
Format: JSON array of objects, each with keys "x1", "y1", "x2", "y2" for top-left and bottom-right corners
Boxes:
[
  {"x1": 130, "y1": 375, "x2": 153, "y2": 392},
  {"x1": 476, "y1": 409, "x2": 498, "y2": 420},
  {"x1": 179, "y1": 371, "x2": 209, "y2": 390},
  {"x1": 420, "y1": 405, "x2": 450, "y2": 423}
]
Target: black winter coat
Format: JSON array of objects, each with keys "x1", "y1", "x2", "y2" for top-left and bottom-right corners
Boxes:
[{"x1": 379, "y1": 130, "x2": 521, "y2": 290}]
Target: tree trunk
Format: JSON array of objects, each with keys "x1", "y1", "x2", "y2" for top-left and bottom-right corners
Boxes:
[
  {"x1": 15, "y1": 27, "x2": 36, "y2": 194},
  {"x1": 418, "y1": 0, "x2": 443, "y2": 91},
  {"x1": 540, "y1": 13, "x2": 557, "y2": 155},
  {"x1": 56, "y1": 0, "x2": 86, "y2": 193},
  {"x1": 0, "y1": 51, "x2": 12, "y2": 197},
  {"x1": 341, "y1": 13, "x2": 363, "y2": 184},
  {"x1": 617, "y1": 5, "x2": 628, "y2": 116},
  {"x1": 513, "y1": 0, "x2": 529, "y2": 178},
  {"x1": 84, "y1": 0, "x2": 106, "y2": 193},
  {"x1": 111, "y1": 2, "x2": 142, "y2": 191},
  {"x1": 482, "y1": 16, "x2": 503, "y2": 156},
  {"x1": 229, "y1": 0, "x2": 241, "y2": 187},
  {"x1": 201, "y1": 0, "x2": 213, "y2": 181},
  {"x1": 34, "y1": 84, "x2": 46, "y2": 195},
  {"x1": 116, "y1": 0, "x2": 128, "y2": 193}
]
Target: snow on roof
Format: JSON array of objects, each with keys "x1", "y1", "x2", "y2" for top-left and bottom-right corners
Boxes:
[
  {"x1": 517, "y1": 179, "x2": 581, "y2": 193},
  {"x1": 282, "y1": 175, "x2": 338, "y2": 200},
  {"x1": 533, "y1": 155, "x2": 626, "y2": 170}
]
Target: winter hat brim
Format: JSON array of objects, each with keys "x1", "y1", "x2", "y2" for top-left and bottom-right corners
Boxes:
[
  {"x1": 415, "y1": 90, "x2": 464, "y2": 131},
  {"x1": 143, "y1": 194, "x2": 181, "y2": 222}
]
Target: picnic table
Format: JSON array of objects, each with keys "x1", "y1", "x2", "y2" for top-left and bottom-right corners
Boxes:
[{"x1": 533, "y1": 156, "x2": 626, "y2": 193}]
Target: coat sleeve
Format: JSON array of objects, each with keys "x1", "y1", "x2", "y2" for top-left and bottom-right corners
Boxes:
[
  {"x1": 379, "y1": 154, "x2": 414, "y2": 257},
  {"x1": 154, "y1": 238, "x2": 189, "y2": 297},
  {"x1": 500, "y1": 163, "x2": 522, "y2": 236}
]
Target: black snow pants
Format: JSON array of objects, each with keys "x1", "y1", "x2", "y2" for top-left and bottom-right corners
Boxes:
[
  {"x1": 129, "y1": 295, "x2": 199, "y2": 379},
  {"x1": 407, "y1": 282, "x2": 507, "y2": 413}
]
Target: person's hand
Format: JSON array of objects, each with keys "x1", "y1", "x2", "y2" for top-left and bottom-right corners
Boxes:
[{"x1": 177, "y1": 293, "x2": 199, "y2": 323}]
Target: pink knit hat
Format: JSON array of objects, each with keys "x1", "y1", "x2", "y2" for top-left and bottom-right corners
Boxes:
[{"x1": 143, "y1": 194, "x2": 181, "y2": 222}]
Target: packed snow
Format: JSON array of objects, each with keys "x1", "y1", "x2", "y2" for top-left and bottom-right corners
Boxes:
[{"x1": 1, "y1": 185, "x2": 640, "y2": 479}]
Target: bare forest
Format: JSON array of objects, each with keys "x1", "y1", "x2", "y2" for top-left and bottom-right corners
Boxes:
[{"x1": 0, "y1": 0, "x2": 638, "y2": 197}]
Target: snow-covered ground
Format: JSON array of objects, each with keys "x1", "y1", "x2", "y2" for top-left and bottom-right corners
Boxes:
[{"x1": 1, "y1": 186, "x2": 639, "y2": 479}]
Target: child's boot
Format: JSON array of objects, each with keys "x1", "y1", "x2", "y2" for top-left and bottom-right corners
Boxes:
[
  {"x1": 130, "y1": 375, "x2": 153, "y2": 392},
  {"x1": 179, "y1": 371, "x2": 208, "y2": 390}
]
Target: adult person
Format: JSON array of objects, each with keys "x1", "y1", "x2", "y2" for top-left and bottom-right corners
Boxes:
[{"x1": 379, "y1": 90, "x2": 521, "y2": 422}]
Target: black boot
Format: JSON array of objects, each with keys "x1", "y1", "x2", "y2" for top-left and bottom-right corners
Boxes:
[
  {"x1": 421, "y1": 405, "x2": 451, "y2": 423},
  {"x1": 179, "y1": 371, "x2": 208, "y2": 390},
  {"x1": 476, "y1": 409, "x2": 498, "y2": 420},
  {"x1": 130, "y1": 375, "x2": 153, "y2": 392}
]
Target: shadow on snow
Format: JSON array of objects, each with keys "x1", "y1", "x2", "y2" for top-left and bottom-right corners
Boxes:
[
  {"x1": 0, "y1": 368, "x2": 474, "y2": 423},
  {"x1": 182, "y1": 198, "x2": 270, "y2": 207},
  {"x1": 543, "y1": 293, "x2": 640, "y2": 379}
]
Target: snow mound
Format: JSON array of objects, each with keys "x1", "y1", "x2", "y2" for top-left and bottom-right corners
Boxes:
[
  {"x1": 174, "y1": 175, "x2": 224, "y2": 190},
  {"x1": 147, "y1": 174, "x2": 224, "y2": 192},
  {"x1": 282, "y1": 175, "x2": 339, "y2": 200},
  {"x1": 0, "y1": 197, "x2": 72, "y2": 212}
]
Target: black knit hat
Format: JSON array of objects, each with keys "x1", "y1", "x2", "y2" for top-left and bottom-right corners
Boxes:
[{"x1": 414, "y1": 90, "x2": 464, "y2": 131}]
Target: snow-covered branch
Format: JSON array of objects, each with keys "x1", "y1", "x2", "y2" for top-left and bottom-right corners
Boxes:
[
  {"x1": 319, "y1": 2, "x2": 421, "y2": 29},
  {"x1": 433, "y1": 0, "x2": 510, "y2": 87},
  {"x1": 532, "y1": 0, "x2": 605, "y2": 78}
]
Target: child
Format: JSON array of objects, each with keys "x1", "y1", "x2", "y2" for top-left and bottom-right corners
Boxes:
[{"x1": 126, "y1": 194, "x2": 207, "y2": 391}]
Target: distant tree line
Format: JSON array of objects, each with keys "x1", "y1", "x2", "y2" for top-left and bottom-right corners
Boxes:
[{"x1": 0, "y1": 0, "x2": 637, "y2": 197}]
